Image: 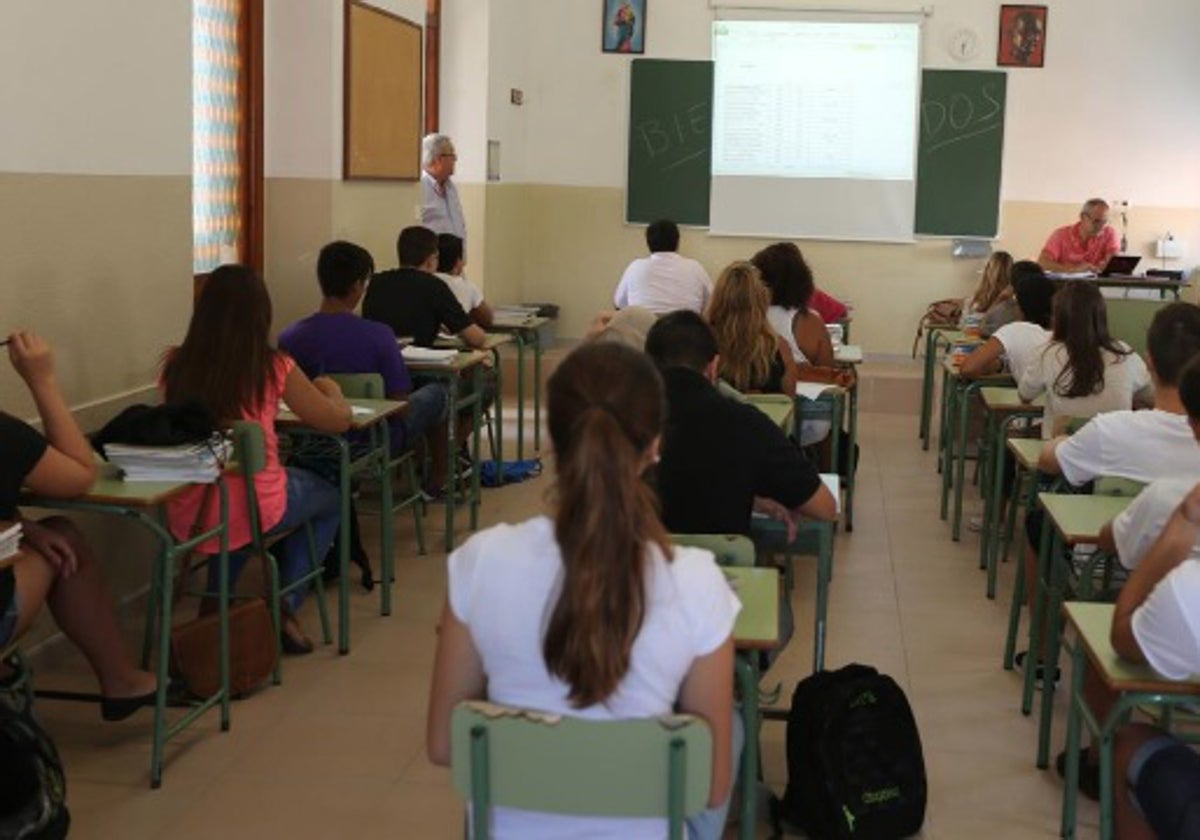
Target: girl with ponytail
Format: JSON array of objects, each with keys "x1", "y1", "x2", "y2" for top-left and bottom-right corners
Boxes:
[{"x1": 427, "y1": 341, "x2": 740, "y2": 839}]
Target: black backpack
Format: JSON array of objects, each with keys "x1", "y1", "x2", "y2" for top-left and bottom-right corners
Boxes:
[
  {"x1": 772, "y1": 663, "x2": 926, "y2": 839},
  {"x1": 0, "y1": 654, "x2": 70, "y2": 839}
]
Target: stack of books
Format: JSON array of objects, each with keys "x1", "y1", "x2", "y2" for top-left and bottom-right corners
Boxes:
[
  {"x1": 492, "y1": 305, "x2": 541, "y2": 327},
  {"x1": 401, "y1": 346, "x2": 458, "y2": 364},
  {"x1": 104, "y1": 437, "x2": 232, "y2": 483},
  {"x1": 0, "y1": 522, "x2": 22, "y2": 563}
]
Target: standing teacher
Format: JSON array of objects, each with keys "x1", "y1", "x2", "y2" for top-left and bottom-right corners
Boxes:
[
  {"x1": 1038, "y1": 197, "x2": 1120, "y2": 273},
  {"x1": 421, "y1": 134, "x2": 466, "y2": 242}
]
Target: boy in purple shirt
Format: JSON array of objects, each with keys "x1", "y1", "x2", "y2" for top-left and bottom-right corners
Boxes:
[{"x1": 279, "y1": 242, "x2": 452, "y2": 584}]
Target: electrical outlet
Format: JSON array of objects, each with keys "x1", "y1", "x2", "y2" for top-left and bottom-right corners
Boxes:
[{"x1": 510, "y1": 88, "x2": 523, "y2": 106}]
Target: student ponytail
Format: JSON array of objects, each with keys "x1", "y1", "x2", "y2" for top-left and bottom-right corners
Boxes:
[
  {"x1": 1050, "y1": 281, "x2": 1130, "y2": 398},
  {"x1": 543, "y1": 342, "x2": 669, "y2": 708}
]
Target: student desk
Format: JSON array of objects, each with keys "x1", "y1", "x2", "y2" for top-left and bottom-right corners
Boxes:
[
  {"x1": 1027, "y1": 493, "x2": 1133, "y2": 770},
  {"x1": 746, "y1": 393, "x2": 794, "y2": 433},
  {"x1": 434, "y1": 332, "x2": 515, "y2": 476},
  {"x1": 406, "y1": 351, "x2": 487, "y2": 551},
  {"x1": 726, "y1": 565, "x2": 780, "y2": 840},
  {"x1": 22, "y1": 464, "x2": 232, "y2": 788},
  {"x1": 938, "y1": 357, "x2": 1013, "y2": 540},
  {"x1": 1060, "y1": 602, "x2": 1200, "y2": 840},
  {"x1": 978, "y1": 388, "x2": 1044, "y2": 598},
  {"x1": 919, "y1": 326, "x2": 962, "y2": 451},
  {"x1": 277, "y1": 398, "x2": 407, "y2": 650},
  {"x1": 487, "y1": 315, "x2": 552, "y2": 459}
]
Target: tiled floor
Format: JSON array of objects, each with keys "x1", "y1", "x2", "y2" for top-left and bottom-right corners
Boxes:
[{"x1": 27, "y1": 409, "x2": 1099, "y2": 838}]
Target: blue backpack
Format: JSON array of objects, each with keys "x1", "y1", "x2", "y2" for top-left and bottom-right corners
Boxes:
[{"x1": 479, "y1": 459, "x2": 543, "y2": 488}]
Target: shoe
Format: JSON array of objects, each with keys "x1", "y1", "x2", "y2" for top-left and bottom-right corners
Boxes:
[
  {"x1": 456, "y1": 452, "x2": 474, "y2": 480},
  {"x1": 280, "y1": 613, "x2": 314, "y2": 655},
  {"x1": 420, "y1": 485, "x2": 466, "y2": 504},
  {"x1": 101, "y1": 689, "x2": 157, "y2": 722},
  {"x1": 1056, "y1": 748, "x2": 1100, "y2": 801},
  {"x1": 1015, "y1": 650, "x2": 1061, "y2": 686},
  {"x1": 966, "y1": 514, "x2": 983, "y2": 533}
]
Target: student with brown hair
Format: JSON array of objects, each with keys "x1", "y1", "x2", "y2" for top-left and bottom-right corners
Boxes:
[
  {"x1": 707, "y1": 260, "x2": 799, "y2": 396},
  {"x1": 426, "y1": 341, "x2": 739, "y2": 839},
  {"x1": 161, "y1": 265, "x2": 352, "y2": 654}
]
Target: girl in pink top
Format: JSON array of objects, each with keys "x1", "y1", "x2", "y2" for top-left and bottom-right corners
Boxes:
[{"x1": 162, "y1": 265, "x2": 352, "y2": 652}]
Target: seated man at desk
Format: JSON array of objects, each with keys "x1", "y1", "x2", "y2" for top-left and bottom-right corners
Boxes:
[
  {"x1": 363, "y1": 226, "x2": 486, "y2": 350},
  {"x1": 1038, "y1": 198, "x2": 1121, "y2": 274},
  {"x1": 279, "y1": 240, "x2": 454, "y2": 524},
  {"x1": 435, "y1": 234, "x2": 492, "y2": 329},
  {"x1": 644, "y1": 311, "x2": 837, "y2": 537},
  {"x1": 613, "y1": 219, "x2": 712, "y2": 315}
]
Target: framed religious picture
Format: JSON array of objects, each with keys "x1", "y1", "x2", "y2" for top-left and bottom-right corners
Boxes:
[
  {"x1": 997, "y1": 5, "x2": 1047, "y2": 68},
  {"x1": 602, "y1": 0, "x2": 646, "y2": 54}
]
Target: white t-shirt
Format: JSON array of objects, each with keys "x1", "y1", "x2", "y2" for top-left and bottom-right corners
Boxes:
[
  {"x1": 1054, "y1": 410, "x2": 1200, "y2": 488},
  {"x1": 1018, "y1": 341, "x2": 1152, "y2": 439},
  {"x1": 448, "y1": 515, "x2": 741, "y2": 840},
  {"x1": 1132, "y1": 559, "x2": 1200, "y2": 681},
  {"x1": 766, "y1": 305, "x2": 829, "y2": 445},
  {"x1": 1113, "y1": 477, "x2": 1199, "y2": 570},
  {"x1": 436, "y1": 271, "x2": 484, "y2": 316},
  {"x1": 613, "y1": 252, "x2": 713, "y2": 315},
  {"x1": 991, "y1": 321, "x2": 1051, "y2": 383}
]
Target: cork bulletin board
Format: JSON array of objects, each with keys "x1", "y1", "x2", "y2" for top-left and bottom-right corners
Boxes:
[{"x1": 343, "y1": 1, "x2": 422, "y2": 180}]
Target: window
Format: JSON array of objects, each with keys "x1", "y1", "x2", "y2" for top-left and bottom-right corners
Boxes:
[{"x1": 193, "y1": 0, "x2": 262, "y2": 276}]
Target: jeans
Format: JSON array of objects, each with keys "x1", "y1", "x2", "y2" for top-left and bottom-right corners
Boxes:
[
  {"x1": 206, "y1": 466, "x2": 341, "y2": 612},
  {"x1": 392, "y1": 381, "x2": 449, "y2": 453},
  {"x1": 686, "y1": 708, "x2": 746, "y2": 840}
]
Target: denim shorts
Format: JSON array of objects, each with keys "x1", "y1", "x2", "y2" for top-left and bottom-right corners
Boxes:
[{"x1": 1129, "y1": 733, "x2": 1200, "y2": 838}]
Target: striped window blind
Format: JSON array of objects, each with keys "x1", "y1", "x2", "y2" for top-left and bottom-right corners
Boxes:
[{"x1": 193, "y1": 0, "x2": 243, "y2": 274}]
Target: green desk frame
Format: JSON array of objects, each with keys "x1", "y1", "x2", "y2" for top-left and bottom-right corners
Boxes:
[
  {"x1": 1060, "y1": 602, "x2": 1200, "y2": 839},
  {"x1": 919, "y1": 326, "x2": 961, "y2": 451},
  {"x1": 488, "y1": 316, "x2": 551, "y2": 459},
  {"x1": 436, "y1": 332, "x2": 515, "y2": 476},
  {"x1": 24, "y1": 469, "x2": 232, "y2": 788}
]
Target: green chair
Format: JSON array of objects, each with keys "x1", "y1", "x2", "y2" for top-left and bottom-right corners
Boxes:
[
  {"x1": 450, "y1": 700, "x2": 713, "y2": 840},
  {"x1": 326, "y1": 373, "x2": 427, "y2": 588},
  {"x1": 671, "y1": 533, "x2": 755, "y2": 567},
  {"x1": 232, "y1": 420, "x2": 331, "y2": 684}
]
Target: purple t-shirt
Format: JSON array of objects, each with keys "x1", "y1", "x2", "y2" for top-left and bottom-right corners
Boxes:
[{"x1": 279, "y1": 311, "x2": 412, "y2": 445}]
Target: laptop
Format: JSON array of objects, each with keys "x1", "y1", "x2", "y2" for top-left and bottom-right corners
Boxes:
[{"x1": 1099, "y1": 254, "x2": 1141, "y2": 277}]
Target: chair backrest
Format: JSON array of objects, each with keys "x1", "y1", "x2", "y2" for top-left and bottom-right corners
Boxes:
[
  {"x1": 1093, "y1": 476, "x2": 1146, "y2": 498},
  {"x1": 326, "y1": 372, "x2": 384, "y2": 400},
  {"x1": 672, "y1": 533, "x2": 755, "y2": 567},
  {"x1": 231, "y1": 420, "x2": 268, "y2": 540},
  {"x1": 450, "y1": 700, "x2": 712, "y2": 835}
]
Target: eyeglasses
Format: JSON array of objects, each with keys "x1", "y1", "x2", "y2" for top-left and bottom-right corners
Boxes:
[
  {"x1": 1084, "y1": 214, "x2": 1108, "y2": 226},
  {"x1": 440, "y1": 153, "x2": 458, "y2": 160}
]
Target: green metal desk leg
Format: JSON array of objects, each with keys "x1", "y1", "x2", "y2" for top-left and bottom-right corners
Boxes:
[
  {"x1": 1003, "y1": 524, "x2": 1026, "y2": 672},
  {"x1": 490, "y1": 346, "x2": 503, "y2": 475},
  {"x1": 336, "y1": 438, "x2": 352, "y2": 654},
  {"x1": 979, "y1": 410, "x2": 998, "y2": 571},
  {"x1": 937, "y1": 364, "x2": 952, "y2": 476},
  {"x1": 470, "y1": 363, "x2": 483, "y2": 532},
  {"x1": 814, "y1": 523, "x2": 832, "y2": 672},
  {"x1": 1037, "y1": 531, "x2": 1066, "y2": 768},
  {"x1": 920, "y1": 329, "x2": 937, "y2": 449},
  {"x1": 1022, "y1": 511, "x2": 1053, "y2": 715},
  {"x1": 444, "y1": 374, "x2": 461, "y2": 553},
  {"x1": 513, "y1": 332, "x2": 526, "y2": 461},
  {"x1": 844, "y1": 381, "x2": 857, "y2": 532},
  {"x1": 150, "y1": 531, "x2": 175, "y2": 788},
  {"x1": 532, "y1": 327, "x2": 543, "y2": 452},
  {"x1": 939, "y1": 375, "x2": 957, "y2": 520},
  {"x1": 1061, "y1": 640, "x2": 1086, "y2": 838},
  {"x1": 379, "y1": 423, "x2": 394, "y2": 617},
  {"x1": 735, "y1": 653, "x2": 760, "y2": 840}
]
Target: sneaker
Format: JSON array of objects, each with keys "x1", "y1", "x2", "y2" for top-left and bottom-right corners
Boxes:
[
  {"x1": 1056, "y1": 748, "x2": 1100, "y2": 801},
  {"x1": 966, "y1": 514, "x2": 983, "y2": 533},
  {"x1": 1015, "y1": 650, "x2": 1061, "y2": 686},
  {"x1": 420, "y1": 485, "x2": 466, "y2": 505}
]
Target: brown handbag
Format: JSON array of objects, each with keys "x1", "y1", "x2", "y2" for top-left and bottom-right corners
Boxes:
[
  {"x1": 167, "y1": 484, "x2": 278, "y2": 699},
  {"x1": 169, "y1": 597, "x2": 277, "y2": 698}
]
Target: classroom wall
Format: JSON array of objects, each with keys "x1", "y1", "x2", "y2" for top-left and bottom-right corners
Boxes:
[
  {"x1": 0, "y1": 1, "x2": 192, "y2": 415},
  {"x1": 461, "y1": 0, "x2": 1200, "y2": 352}
]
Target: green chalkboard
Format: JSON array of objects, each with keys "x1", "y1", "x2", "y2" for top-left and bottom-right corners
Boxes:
[
  {"x1": 915, "y1": 69, "x2": 1007, "y2": 238},
  {"x1": 625, "y1": 59, "x2": 713, "y2": 226}
]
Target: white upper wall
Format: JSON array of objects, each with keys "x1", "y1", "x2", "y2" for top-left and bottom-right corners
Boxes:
[
  {"x1": 440, "y1": 4, "x2": 489, "y2": 183},
  {"x1": 0, "y1": 1, "x2": 191, "y2": 175},
  {"x1": 514, "y1": 0, "x2": 1200, "y2": 207},
  {"x1": 265, "y1": 0, "x2": 425, "y2": 180}
]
